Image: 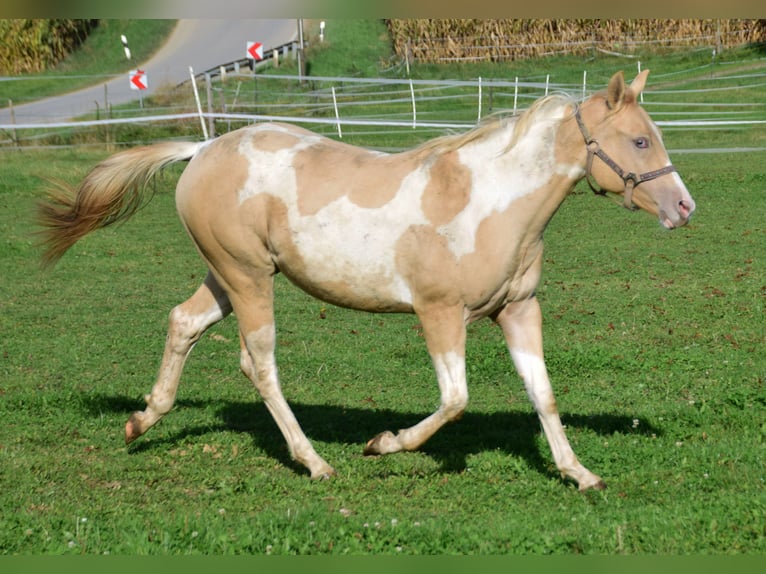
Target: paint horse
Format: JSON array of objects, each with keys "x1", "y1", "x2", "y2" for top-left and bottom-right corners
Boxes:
[{"x1": 38, "y1": 71, "x2": 694, "y2": 491}]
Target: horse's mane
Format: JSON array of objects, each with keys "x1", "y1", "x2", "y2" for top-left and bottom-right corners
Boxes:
[{"x1": 414, "y1": 93, "x2": 574, "y2": 157}]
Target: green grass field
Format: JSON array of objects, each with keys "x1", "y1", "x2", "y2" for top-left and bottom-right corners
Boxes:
[
  {"x1": 1, "y1": 136, "x2": 764, "y2": 556},
  {"x1": 0, "y1": 20, "x2": 764, "y2": 555}
]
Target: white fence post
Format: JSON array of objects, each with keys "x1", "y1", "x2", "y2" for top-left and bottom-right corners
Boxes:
[
  {"x1": 205, "y1": 72, "x2": 215, "y2": 138},
  {"x1": 189, "y1": 66, "x2": 209, "y2": 140},
  {"x1": 477, "y1": 76, "x2": 482, "y2": 122},
  {"x1": 513, "y1": 77, "x2": 518, "y2": 114},
  {"x1": 331, "y1": 86, "x2": 342, "y2": 138},
  {"x1": 410, "y1": 79, "x2": 417, "y2": 128}
]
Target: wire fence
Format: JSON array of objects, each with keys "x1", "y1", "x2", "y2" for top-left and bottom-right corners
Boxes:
[{"x1": 1, "y1": 54, "x2": 765, "y2": 153}]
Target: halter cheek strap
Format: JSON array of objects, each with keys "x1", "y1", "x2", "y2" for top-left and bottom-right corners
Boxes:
[{"x1": 574, "y1": 105, "x2": 677, "y2": 210}]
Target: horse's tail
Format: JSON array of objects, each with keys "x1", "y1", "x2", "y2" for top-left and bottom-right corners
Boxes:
[{"x1": 37, "y1": 141, "x2": 204, "y2": 267}]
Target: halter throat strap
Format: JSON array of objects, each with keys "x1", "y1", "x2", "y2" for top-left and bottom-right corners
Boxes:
[{"x1": 573, "y1": 104, "x2": 677, "y2": 210}]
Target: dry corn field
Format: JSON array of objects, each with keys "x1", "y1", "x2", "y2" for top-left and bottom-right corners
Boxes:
[
  {"x1": 0, "y1": 19, "x2": 96, "y2": 74},
  {"x1": 386, "y1": 19, "x2": 766, "y2": 62}
]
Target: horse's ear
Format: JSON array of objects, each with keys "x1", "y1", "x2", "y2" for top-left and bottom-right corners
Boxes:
[
  {"x1": 629, "y1": 69, "x2": 649, "y2": 96},
  {"x1": 606, "y1": 71, "x2": 626, "y2": 110}
]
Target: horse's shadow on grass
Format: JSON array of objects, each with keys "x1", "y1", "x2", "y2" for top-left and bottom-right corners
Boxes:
[{"x1": 83, "y1": 394, "x2": 661, "y2": 483}]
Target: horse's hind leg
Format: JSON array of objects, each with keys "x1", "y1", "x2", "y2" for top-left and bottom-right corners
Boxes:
[
  {"x1": 125, "y1": 271, "x2": 232, "y2": 443},
  {"x1": 230, "y1": 274, "x2": 335, "y2": 480}
]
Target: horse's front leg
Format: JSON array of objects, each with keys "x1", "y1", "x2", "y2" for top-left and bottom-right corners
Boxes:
[
  {"x1": 495, "y1": 297, "x2": 606, "y2": 491},
  {"x1": 364, "y1": 303, "x2": 468, "y2": 455}
]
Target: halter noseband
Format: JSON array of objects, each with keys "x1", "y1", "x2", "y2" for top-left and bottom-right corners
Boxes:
[{"x1": 574, "y1": 104, "x2": 677, "y2": 210}]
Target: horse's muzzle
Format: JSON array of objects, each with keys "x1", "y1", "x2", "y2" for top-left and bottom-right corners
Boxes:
[{"x1": 660, "y1": 197, "x2": 696, "y2": 229}]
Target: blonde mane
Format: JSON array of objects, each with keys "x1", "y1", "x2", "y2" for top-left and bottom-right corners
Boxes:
[{"x1": 414, "y1": 93, "x2": 574, "y2": 157}]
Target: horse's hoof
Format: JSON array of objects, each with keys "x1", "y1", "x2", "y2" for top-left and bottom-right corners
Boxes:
[
  {"x1": 311, "y1": 467, "x2": 336, "y2": 480},
  {"x1": 363, "y1": 430, "x2": 396, "y2": 456},
  {"x1": 579, "y1": 479, "x2": 607, "y2": 492},
  {"x1": 124, "y1": 414, "x2": 143, "y2": 445}
]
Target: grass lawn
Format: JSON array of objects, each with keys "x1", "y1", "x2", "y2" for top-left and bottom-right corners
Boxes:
[{"x1": 0, "y1": 130, "x2": 764, "y2": 555}]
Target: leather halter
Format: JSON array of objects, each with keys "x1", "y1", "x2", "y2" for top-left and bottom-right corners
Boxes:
[{"x1": 574, "y1": 104, "x2": 677, "y2": 210}]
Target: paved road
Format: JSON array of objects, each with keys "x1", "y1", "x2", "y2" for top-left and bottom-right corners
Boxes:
[{"x1": 0, "y1": 19, "x2": 297, "y2": 126}]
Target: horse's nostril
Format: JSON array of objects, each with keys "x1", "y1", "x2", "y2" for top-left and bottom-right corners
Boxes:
[{"x1": 678, "y1": 199, "x2": 693, "y2": 218}]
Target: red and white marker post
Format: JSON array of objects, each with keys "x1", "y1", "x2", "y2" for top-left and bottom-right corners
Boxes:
[{"x1": 129, "y1": 69, "x2": 148, "y2": 108}]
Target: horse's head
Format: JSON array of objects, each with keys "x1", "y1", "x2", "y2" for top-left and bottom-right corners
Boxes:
[{"x1": 576, "y1": 70, "x2": 695, "y2": 229}]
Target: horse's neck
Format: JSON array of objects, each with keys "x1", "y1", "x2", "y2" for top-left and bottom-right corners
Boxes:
[{"x1": 458, "y1": 115, "x2": 583, "y2": 233}]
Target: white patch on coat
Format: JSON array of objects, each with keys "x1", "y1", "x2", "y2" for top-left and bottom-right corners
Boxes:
[
  {"x1": 237, "y1": 124, "x2": 429, "y2": 306},
  {"x1": 433, "y1": 351, "x2": 469, "y2": 414},
  {"x1": 233, "y1": 105, "x2": 575, "y2": 305},
  {"x1": 236, "y1": 125, "x2": 323, "y2": 205},
  {"x1": 440, "y1": 110, "x2": 567, "y2": 258},
  {"x1": 509, "y1": 348, "x2": 556, "y2": 413},
  {"x1": 289, "y1": 166, "x2": 430, "y2": 304}
]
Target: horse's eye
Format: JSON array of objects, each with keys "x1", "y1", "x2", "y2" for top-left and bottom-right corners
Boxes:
[{"x1": 634, "y1": 137, "x2": 649, "y2": 149}]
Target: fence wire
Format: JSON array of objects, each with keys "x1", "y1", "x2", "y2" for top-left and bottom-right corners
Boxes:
[{"x1": 2, "y1": 56, "x2": 765, "y2": 152}]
